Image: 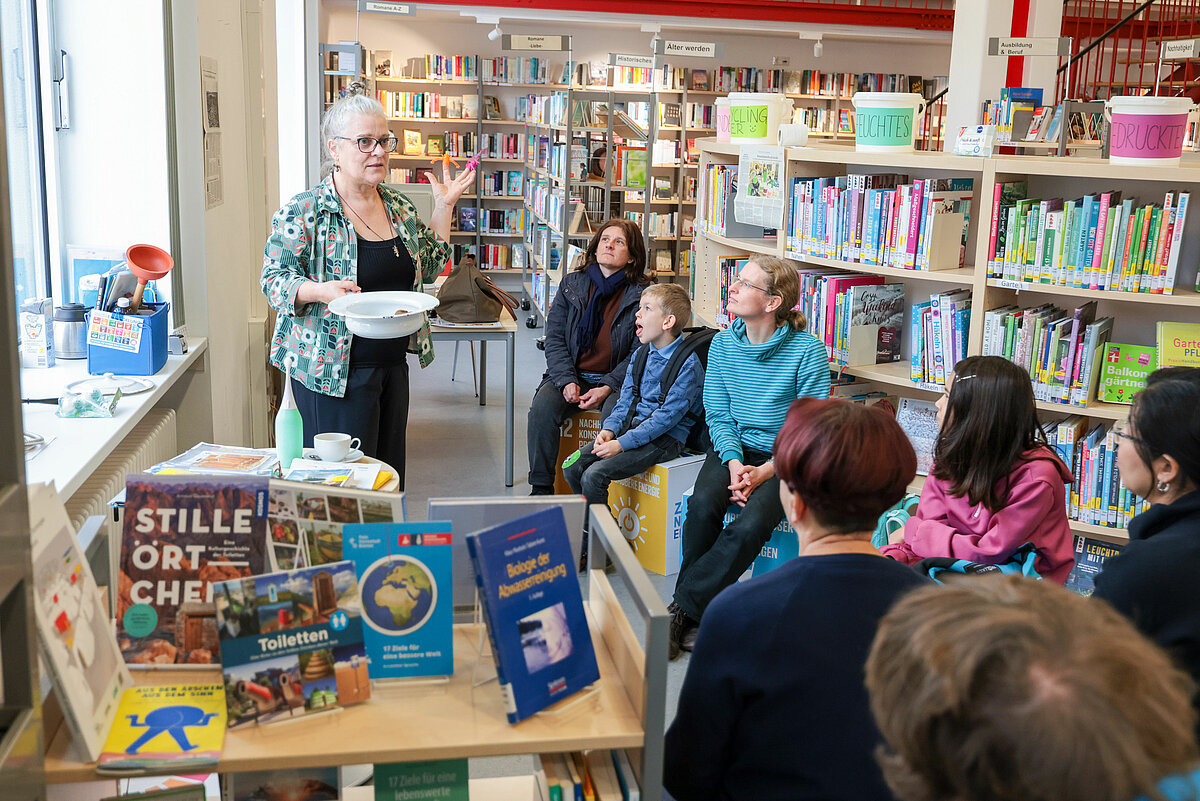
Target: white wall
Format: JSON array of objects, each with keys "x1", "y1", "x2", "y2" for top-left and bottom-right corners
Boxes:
[{"x1": 319, "y1": 9, "x2": 952, "y2": 87}]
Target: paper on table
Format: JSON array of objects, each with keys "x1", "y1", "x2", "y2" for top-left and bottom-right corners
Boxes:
[
  {"x1": 431, "y1": 319, "x2": 505, "y2": 329},
  {"x1": 288, "y1": 457, "x2": 380, "y2": 489}
]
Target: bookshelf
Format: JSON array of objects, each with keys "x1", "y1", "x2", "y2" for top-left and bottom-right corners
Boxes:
[
  {"x1": 373, "y1": 54, "x2": 539, "y2": 272},
  {"x1": 44, "y1": 511, "x2": 671, "y2": 801},
  {"x1": 694, "y1": 139, "x2": 1200, "y2": 541}
]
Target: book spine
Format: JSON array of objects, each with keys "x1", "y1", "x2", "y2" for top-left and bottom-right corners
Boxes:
[
  {"x1": 931, "y1": 293, "x2": 946, "y2": 384},
  {"x1": 910, "y1": 303, "x2": 926, "y2": 382},
  {"x1": 905, "y1": 180, "x2": 925, "y2": 270},
  {"x1": 1163, "y1": 191, "x2": 1189, "y2": 294},
  {"x1": 1152, "y1": 192, "x2": 1174, "y2": 294},
  {"x1": 1090, "y1": 193, "x2": 1111, "y2": 290},
  {"x1": 989, "y1": 183, "x2": 1002, "y2": 276},
  {"x1": 465, "y1": 536, "x2": 518, "y2": 724}
]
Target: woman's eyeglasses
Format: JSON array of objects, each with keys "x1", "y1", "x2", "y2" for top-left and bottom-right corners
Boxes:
[
  {"x1": 1113, "y1": 418, "x2": 1142, "y2": 445},
  {"x1": 730, "y1": 277, "x2": 774, "y2": 295},
  {"x1": 336, "y1": 136, "x2": 399, "y2": 153}
]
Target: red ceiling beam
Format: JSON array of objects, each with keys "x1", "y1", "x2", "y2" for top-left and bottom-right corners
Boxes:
[{"x1": 414, "y1": 1, "x2": 954, "y2": 32}]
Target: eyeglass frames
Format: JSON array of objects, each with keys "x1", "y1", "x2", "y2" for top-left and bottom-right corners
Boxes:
[
  {"x1": 730, "y1": 276, "x2": 774, "y2": 295},
  {"x1": 334, "y1": 135, "x2": 399, "y2": 153}
]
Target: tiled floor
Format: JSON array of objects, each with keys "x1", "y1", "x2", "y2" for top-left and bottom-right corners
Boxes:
[{"x1": 404, "y1": 301, "x2": 690, "y2": 785}]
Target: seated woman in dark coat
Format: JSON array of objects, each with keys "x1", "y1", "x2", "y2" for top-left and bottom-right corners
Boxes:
[
  {"x1": 1094, "y1": 367, "x2": 1200, "y2": 742},
  {"x1": 664, "y1": 398, "x2": 930, "y2": 801}
]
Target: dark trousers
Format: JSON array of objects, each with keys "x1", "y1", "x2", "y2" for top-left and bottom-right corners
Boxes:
[
  {"x1": 564, "y1": 433, "x2": 686, "y2": 507},
  {"x1": 526, "y1": 378, "x2": 619, "y2": 490},
  {"x1": 291, "y1": 361, "x2": 411, "y2": 490},
  {"x1": 673, "y1": 447, "x2": 784, "y2": 620}
]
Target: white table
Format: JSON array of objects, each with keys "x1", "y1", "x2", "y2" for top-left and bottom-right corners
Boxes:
[{"x1": 429, "y1": 318, "x2": 517, "y2": 487}]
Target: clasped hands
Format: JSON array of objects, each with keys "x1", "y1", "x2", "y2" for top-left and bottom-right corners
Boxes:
[
  {"x1": 562, "y1": 382, "x2": 611, "y2": 411},
  {"x1": 727, "y1": 458, "x2": 773, "y2": 507}
]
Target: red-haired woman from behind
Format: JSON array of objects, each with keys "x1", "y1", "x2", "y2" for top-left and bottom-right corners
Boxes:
[{"x1": 664, "y1": 398, "x2": 932, "y2": 801}]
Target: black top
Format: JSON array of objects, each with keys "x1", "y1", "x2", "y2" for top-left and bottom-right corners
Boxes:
[
  {"x1": 349, "y1": 235, "x2": 415, "y2": 367},
  {"x1": 1093, "y1": 490, "x2": 1200, "y2": 743},
  {"x1": 664, "y1": 554, "x2": 931, "y2": 801}
]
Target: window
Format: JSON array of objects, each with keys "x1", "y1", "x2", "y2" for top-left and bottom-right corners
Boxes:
[{"x1": 2, "y1": 0, "x2": 50, "y2": 310}]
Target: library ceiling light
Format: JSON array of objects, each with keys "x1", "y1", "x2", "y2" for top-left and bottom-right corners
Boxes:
[
  {"x1": 488, "y1": 24, "x2": 503, "y2": 41},
  {"x1": 813, "y1": 38, "x2": 824, "y2": 58}
]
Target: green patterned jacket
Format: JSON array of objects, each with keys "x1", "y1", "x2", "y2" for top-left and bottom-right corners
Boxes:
[{"x1": 261, "y1": 175, "x2": 452, "y2": 397}]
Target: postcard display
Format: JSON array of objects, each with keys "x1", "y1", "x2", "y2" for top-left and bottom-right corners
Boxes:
[{"x1": 266, "y1": 479, "x2": 407, "y2": 573}]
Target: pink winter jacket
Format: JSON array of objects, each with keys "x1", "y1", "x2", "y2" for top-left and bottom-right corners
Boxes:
[{"x1": 880, "y1": 447, "x2": 1075, "y2": 584}]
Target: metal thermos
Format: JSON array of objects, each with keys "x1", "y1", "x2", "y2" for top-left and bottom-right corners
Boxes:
[{"x1": 53, "y1": 303, "x2": 89, "y2": 359}]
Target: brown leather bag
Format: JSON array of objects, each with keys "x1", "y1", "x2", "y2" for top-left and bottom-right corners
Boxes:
[{"x1": 435, "y1": 253, "x2": 519, "y2": 323}]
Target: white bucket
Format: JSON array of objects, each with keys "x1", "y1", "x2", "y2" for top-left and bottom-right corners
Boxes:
[
  {"x1": 851, "y1": 92, "x2": 926, "y2": 153},
  {"x1": 716, "y1": 98, "x2": 731, "y2": 142},
  {"x1": 727, "y1": 92, "x2": 794, "y2": 144},
  {"x1": 1105, "y1": 95, "x2": 1194, "y2": 166}
]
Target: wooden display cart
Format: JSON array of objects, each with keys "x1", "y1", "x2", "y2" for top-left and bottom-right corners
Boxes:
[{"x1": 44, "y1": 509, "x2": 670, "y2": 800}]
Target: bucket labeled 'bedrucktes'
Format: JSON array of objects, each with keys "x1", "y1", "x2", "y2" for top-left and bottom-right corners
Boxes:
[
  {"x1": 716, "y1": 98, "x2": 731, "y2": 142},
  {"x1": 1105, "y1": 95, "x2": 1194, "y2": 167},
  {"x1": 727, "y1": 92, "x2": 794, "y2": 145},
  {"x1": 851, "y1": 92, "x2": 925, "y2": 153}
]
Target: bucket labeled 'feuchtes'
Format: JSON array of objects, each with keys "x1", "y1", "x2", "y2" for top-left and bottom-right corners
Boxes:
[
  {"x1": 1105, "y1": 95, "x2": 1194, "y2": 167},
  {"x1": 851, "y1": 92, "x2": 926, "y2": 153},
  {"x1": 727, "y1": 92, "x2": 794, "y2": 145}
]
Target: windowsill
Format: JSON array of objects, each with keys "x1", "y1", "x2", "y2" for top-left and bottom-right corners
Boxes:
[{"x1": 21, "y1": 338, "x2": 208, "y2": 499}]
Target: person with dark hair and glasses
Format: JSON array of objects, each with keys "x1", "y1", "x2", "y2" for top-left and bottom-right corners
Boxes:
[
  {"x1": 527, "y1": 219, "x2": 651, "y2": 501},
  {"x1": 1094, "y1": 366, "x2": 1200, "y2": 742},
  {"x1": 261, "y1": 89, "x2": 473, "y2": 489},
  {"x1": 664, "y1": 398, "x2": 930, "y2": 801},
  {"x1": 881, "y1": 355, "x2": 1075, "y2": 582}
]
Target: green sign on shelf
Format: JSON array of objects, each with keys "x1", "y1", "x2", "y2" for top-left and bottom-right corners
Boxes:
[
  {"x1": 728, "y1": 104, "x2": 768, "y2": 139},
  {"x1": 855, "y1": 108, "x2": 916, "y2": 147},
  {"x1": 375, "y1": 759, "x2": 469, "y2": 801}
]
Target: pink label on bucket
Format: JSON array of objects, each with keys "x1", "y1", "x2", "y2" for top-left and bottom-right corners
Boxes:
[{"x1": 1110, "y1": 112, "x2": 1187, "y2": 158}]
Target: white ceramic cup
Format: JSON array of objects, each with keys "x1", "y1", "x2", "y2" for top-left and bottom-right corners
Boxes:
[{"x1": 314, "y1": 432, "x2": 361, "y2": 461}]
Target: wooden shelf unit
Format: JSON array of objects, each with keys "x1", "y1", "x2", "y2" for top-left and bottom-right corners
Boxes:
[{"x1": 694, "y1": 139, "x2": 1200, "y2": 541}]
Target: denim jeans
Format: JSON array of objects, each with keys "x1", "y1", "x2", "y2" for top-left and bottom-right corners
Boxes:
[
  {"x1": 672, "y1": 447, "x2": 784, "y2": 620},
  {"x1": 564, "y1": 433, "x2": 685, "y2": 507},
  {"x1": 526, "y1": 378, "x2": 620, "y2": 489}
]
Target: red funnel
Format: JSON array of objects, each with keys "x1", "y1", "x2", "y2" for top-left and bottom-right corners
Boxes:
[{"x1": 126, "y1": 244, "x2": 174, "y2": 312}]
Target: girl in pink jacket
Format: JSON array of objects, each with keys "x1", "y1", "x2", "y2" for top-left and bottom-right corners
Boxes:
[{"x1": 881, "y1": 356, "x2": 1075, "y2": 583}]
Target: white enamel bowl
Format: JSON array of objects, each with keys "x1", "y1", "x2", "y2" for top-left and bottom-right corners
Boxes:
[{"x1": 327, "y1": 291, "x2": 439, "y2": 339}]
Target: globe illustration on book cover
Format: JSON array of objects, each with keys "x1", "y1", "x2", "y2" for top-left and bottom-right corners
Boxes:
[{"x1": 359, "y1": 555, "x2": 437, "y2": 636}]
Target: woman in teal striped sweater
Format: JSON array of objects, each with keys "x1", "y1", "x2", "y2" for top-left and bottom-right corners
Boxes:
[{"x1": 668, "y1": 256, "x2": 831, "y2": 659}]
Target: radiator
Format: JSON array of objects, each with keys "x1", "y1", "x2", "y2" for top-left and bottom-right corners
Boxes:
[{"x1": 64, "y1": 409, "x2": 178, "y2": 585}]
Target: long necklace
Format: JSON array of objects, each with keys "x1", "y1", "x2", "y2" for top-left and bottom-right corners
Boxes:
[{"x1": 336, "y1": 186, "x2": 401, "y2": 257}]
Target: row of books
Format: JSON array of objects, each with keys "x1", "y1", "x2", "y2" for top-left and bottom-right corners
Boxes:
[
  {"x1": 480, "y1": 55, "x2": 560, "y2": 85},
  {"x1": 793, "y1": 107, "x2": 852, "y2": 135},
  {"x1": 981, "y1": 301, "x2": 1111, "y2": 406},
  {"x1": 401, "y1": 54, "x2": 480, "y2": 81},
  {"x1": 479, "y1": 169, "x2": 524, "y2": 197},
  {"x1": 457, "y1": 207, "x2": 527, "y2": 234},
  {"x1": 1048, "y1": 417, "x2": 1151, "y2": 529},
  {"x1": 536, "y1": 750, "x2": 642, "y2": 801},
  {"x1": 453, "y1": 242, "x2": 521, "y2": 270},
  {"x1": 980, "y1": 87, "x2": 1044, "y2": 143},
  {"x1": 794, "y1": 272, "x2": 906, "y2": 365},
  {"x1": 620, "y1": 209, "x2": 695, "y2": 238},
  {"x1": 398, "y1": 129, "x2": 477, "y2": 157},
  {"x1": 377, "y1": 90, "x2": 461, "y2": 120},
  {"x1": 910, "y1": 290, "x2": 972, "y2": 386},
  {"x1": 528, "y1": 181, "x2": 590, "y2": 235},
  {"x1": 987, "y1": 182, "x2": 1191, "y2": 295},
  {"x1": 785, "y1": 175, "x2": 974, "y2": 271},
  {"x1": 652, "y1": 247, "x2": 694, "y2": 276}
]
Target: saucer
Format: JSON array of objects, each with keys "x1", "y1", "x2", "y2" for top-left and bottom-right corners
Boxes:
[{"x1": 304, "y1": 448, "x2": 364, "y2": 463}]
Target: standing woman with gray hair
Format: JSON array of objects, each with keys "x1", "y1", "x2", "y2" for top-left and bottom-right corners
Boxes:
[{"x1": 261, "y1": 87, "x2": 473, "y2": 489}]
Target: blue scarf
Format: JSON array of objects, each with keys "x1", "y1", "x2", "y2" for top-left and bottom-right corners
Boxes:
[{"x1": 575, "y1": 263, "x2": 627, "y2": 356}]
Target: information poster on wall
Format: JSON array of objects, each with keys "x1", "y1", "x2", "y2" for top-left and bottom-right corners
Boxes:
[
  {"x1": 201, "y1": 56, "x2": 223, "y2": 209},
  {"x1": 734, "y1": 145, "x2": 785, "y2": 229}
]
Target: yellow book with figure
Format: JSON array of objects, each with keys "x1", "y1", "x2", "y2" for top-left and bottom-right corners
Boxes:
[
  {"x1": 98, "y1": 684, "x2": 225, "y2": 775},
  {"x1": 403, "y1": 129, "x2": 423, "y2": 155}
]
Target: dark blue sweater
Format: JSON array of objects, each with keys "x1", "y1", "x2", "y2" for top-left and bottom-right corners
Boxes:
[{"x1": 664, "y1": 553, "x2": 930, "y2": 801}]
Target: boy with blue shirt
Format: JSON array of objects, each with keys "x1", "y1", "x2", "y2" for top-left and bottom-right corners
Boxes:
[{"x1": 564, "y1": 284, "x2": 704, "y2": 511}]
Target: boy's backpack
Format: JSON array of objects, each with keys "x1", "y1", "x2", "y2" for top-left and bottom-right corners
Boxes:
[{"x1": 622, "y1": 326, "x2": 718, "y2": 454}]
